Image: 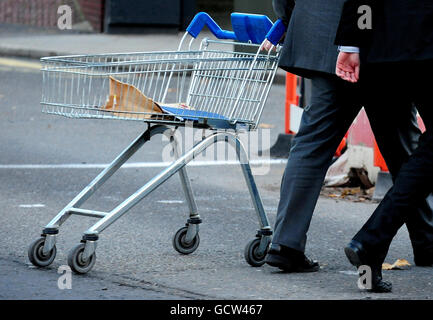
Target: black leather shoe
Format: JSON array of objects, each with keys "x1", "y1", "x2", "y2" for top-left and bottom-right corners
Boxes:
[
  {"x1": 344, "y1": 240, "x2": 392, "y2": 293},
  {"x1": 344, "y1": 240, "x2": 366, "y2": 267},
  {"x1": 265, "y1": 244, "x2": 319, "y2": 273}
]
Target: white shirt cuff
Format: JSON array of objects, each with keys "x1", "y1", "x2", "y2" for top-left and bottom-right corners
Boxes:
[{"x1": 338, "y1": 46, "x2": 360, "y2": 53}]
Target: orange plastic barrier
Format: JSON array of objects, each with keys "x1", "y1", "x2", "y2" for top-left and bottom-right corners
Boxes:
[
  {"x1": 335, "y1": 132, "x2": 348, "y2": 157},
  {"x1": 285, "y1": 73, "x2": 299, "y2": 134},
  {"x1": 373, "y1": 140, "x2": 389, "y2": 172}
]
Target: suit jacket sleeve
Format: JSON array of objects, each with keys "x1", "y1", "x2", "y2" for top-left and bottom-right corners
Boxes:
[
  {"x1": 335, "y1": 0, "x2": 375, "y2": 47},
  {"x1": 272, "y1": 0, "x2": 295, "y2": 26}
]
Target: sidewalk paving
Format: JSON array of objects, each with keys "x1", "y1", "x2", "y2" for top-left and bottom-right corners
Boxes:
[{"x1": 0, "y1": 28, "x2": 184, "y2": 57}]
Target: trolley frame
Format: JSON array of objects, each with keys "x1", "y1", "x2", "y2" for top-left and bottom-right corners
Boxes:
[{"x1": 29, "y1": 12, "x2": 286, "y2": 273}]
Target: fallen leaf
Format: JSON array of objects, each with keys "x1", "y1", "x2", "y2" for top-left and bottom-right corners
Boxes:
[
  {"x1": 394, "y1": 259, "x2": 411, "y2": 268},
  {"x1": 382, "y1": 259, "x2": 411, "y2": 270},
  {"x1": 382, "y1": 263, "x2": 394, "y2": 270},
  {"x1": 340, "y1": 188, "x2": 360, "y2": 198}
]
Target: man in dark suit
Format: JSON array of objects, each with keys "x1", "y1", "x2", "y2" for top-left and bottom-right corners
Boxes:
[
  {"x1": 264, "y1": 0, "x2": 433, "y2": 275},
  {"x1": 336, "y1": 0, "x2": 433, "y2": 292}
]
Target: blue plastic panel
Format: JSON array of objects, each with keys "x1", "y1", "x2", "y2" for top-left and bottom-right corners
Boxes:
[
  {"x1": 230, "y1": 13, "x2": 273, "y2": 44},
  {"x1": 161, "y1": 106, "x2": 227, "y2": 121}
]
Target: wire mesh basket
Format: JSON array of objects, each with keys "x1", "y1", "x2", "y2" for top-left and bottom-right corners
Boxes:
[{"x1": 41, "y1": 39, "x2": 280, "y2": 130}]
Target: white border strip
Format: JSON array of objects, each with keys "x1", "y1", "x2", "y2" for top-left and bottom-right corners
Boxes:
[{"x1": 0, "y1": 159, "x2": 287, "y2": 170}]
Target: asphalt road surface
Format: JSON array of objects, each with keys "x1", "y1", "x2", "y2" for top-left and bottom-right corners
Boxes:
[{"x1": 0, "y1": 58, "x2": 432, "y2": 300}]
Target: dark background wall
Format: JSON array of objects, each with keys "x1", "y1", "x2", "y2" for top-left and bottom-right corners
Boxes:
[
  {"x1": 0, "y1": 0, "x2": 277, "y2": 33},
  {"x1": 197, "y1": 0, "x2": 233, "y2": 29},
  {"x1": 196, "y1": 0, "x2": 276, "y2": 29},
  {"x1": 104, "y1": 0, "x2": 196, "y2": 33},
  {"x1": 0, "y1": 0, "x2": 105, "y2": 32}
]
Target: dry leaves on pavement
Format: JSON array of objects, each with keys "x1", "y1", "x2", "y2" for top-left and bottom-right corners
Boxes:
[{"x1": 382, "y1": 259, "x2": 411, "y2": 270}]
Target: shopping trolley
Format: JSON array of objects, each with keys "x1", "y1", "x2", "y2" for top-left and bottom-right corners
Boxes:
[{"x1": 28, "y1": 12, "x2": 286, "y2": 274}]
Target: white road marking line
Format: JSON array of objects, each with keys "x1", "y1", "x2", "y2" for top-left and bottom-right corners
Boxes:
[
  {"x1": 339, "y1": 270, "x2": 359, "y2": 276},
  {"x1": 157, "y1": 200, "x2": 184, "y2": 204},
  {"x1": 19, "y1": 204, "x2": 46, "y2": 208},
  {"x1": 0, "y1": 159, "x2": 287, "y2": 169},
  {"x1": 0, "y1": 57, "x2": 41, "y2": 70}
]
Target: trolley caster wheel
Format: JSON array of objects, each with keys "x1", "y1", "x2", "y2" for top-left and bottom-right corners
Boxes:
[
  {"x1": 67, "y1": 243, "x2": 96, "y2": 274},
  {"x1": 172, "y1": 226, "x2": 200, "y2": 255},
  {"x1": 244, "y1": 238, "x2": 268, "y2": 267},
  {"x1": 28, "y1": 237, "x2": 57, "y2": 267}
]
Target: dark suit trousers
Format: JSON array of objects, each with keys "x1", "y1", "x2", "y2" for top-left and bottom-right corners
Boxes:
[
  {"x1": 352, "y1": 61, "x2": 433, "y2": 264},
  {"x1": 272, "y1": 72, "x2": 433, "y2": 253}
]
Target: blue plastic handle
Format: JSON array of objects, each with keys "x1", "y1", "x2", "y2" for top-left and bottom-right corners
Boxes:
[
  {"x1": 186, "y1": 12, "x2": 287, "y2": 45},
  {"x1": 231, "y1": 13, "x2": 273, "y2": 44},
  {"x1": 265, "y1": 19, "x2": 287, "y2": 46},
  {"x1": 186, "y1": 12, "x2": 237, "y2": 40}
]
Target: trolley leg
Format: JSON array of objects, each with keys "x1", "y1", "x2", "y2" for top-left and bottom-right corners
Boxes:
[
  {"x1": 240, "y1": 161, "x2": 272, "y2": 255},
  {"x1": 231, "y1": 137, "x2": 271, "y2": 228},
  {"x1": 170, "y1": 134, "x2": 199, "y2": 216},
  {"x1": 170, "y1": 134, "x2": 201, "y2": 243},
  {"x1": 229, "y1": 136, "x2": 272, "y2": 257}
]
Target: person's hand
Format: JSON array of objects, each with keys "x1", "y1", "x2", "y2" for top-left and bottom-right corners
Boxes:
[
  {"x1": 263, "y1": 31, "x2": 286, "y2": 52},
  {"x1": 262, "y1": 39, "x2": 275, "y2": 52},
  {"x1": 336, "y1": 52, "x2": 360, "y2": 83}
]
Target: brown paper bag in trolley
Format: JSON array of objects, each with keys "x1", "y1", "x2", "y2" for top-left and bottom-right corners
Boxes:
[{"x1": 102, "y1": 76, "x2": 164, "y2": 119}]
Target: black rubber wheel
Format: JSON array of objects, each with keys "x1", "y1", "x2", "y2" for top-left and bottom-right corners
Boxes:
[
  {"x1": 67, "y1": 243, "x2": 96, "y2": 274},
  {"x1": 244, "y1": 238, "x2": 267, "y2": 267},
  {"x1": 172, "y1": 226, "x2": 200, "y2": 255},
  {"x1": 28, "y1": 237, "x2": 57, "y2": 267}
]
